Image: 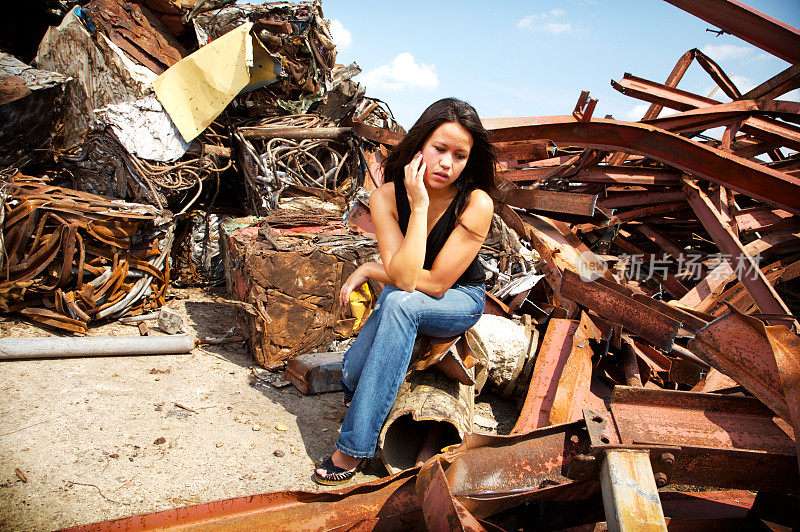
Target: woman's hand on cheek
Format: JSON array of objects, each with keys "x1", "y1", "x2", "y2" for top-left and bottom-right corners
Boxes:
[{"x1": 404, "y1": 152, "x2": 429, "y2": 211}]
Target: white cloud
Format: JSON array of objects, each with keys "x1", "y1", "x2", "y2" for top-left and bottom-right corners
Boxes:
[
  {"x1": 359, "y1": 53, "x2": 438, "y2": 91},
  {"x1": 518, "y1": 9, "x2": 575, "y2": 34},
  {"x1": 623, "y1": 103, "x2": 649, "y2": 121},
  {"x1": 328, "y1": 19, "x2": 352, "y2": 50},
  {"x1": 700, "y1": 44, "x2": 752, "y2": 61},
  {"x1": 518, "y1": 15, "x2": 540, "y2": 30},
  {"x1": 544, "y1": 22, "x2": 573, "y2": 34}
]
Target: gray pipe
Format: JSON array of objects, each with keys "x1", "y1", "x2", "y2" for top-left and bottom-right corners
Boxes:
[{"x1": 0, "y1": 335, "x2": 196, "y2": 360}]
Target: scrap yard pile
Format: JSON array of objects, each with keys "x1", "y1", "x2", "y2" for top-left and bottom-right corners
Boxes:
[{"x1": 1, "y1": 0, "x2": 800, "y2": 529}]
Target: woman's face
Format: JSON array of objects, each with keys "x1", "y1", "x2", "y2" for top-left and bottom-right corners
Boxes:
[{"x1": 420, "y1": 121, "x2": 473, "y2": 192}]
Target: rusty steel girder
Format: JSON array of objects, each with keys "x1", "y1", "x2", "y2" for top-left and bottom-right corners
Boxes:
[
  {"x1": 587, "y1": 386, "x2": 800, "y2": 492},
  {"x1": 684, "y1": 180, "x2": 797, "y2": 328},
  {"x1": 645, "y1": 100, "x2": 800, "y2": 134},
  {"x1": 662, "y1": 0, "x2": 800, "y2": 64},
  {"x1": 489, "y1": 118, "x2": 800, "y2": 213},
  {"x1": 512, "y1": 314, "x2": 599, "y2": 434},
  {"x1": 613, "y1": 74, "x2": 800, "y2": 152},
  {"x1": 689, "y1": 310, "x2": 800, "y2": 467},
  {"x1": 559, "y1": 269, "x2": 681, "y2": 351}
]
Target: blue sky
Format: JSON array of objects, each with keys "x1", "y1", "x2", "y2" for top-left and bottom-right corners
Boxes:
[{"x1": 321, "y1": 0, "x2": 800, "y2": 129}]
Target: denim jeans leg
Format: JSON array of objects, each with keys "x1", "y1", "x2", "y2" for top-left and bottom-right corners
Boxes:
[
  {"x1": 335, "y1": 285, "x2": 484, "y2": 458},
  {"x1": 339, "y1": 286, "x2": 393, "y2": 403}
]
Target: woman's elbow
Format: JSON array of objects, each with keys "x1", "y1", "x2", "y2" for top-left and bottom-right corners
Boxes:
[{"x1": 395, "y1": 280, "x2": 417, "y2": 292}]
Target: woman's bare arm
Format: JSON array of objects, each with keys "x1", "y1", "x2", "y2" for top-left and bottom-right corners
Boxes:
[{"x1": 344, "y1": 189, "x2": 493, "y2": 300}]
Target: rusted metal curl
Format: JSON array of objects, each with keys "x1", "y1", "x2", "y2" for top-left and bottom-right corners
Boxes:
[{"x1": 0, "y1": 176, "x2": 173, "y2": 334}]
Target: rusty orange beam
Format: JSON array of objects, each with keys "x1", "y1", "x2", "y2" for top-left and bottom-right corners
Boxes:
[
  {"x1": 684, "y1": 180, "x2": 798, "y2": 328},
  {"x1": 742, "y1": 63, "x2": 800, "y2": 100},
  {"x1": 511, "y1": 318, "x2": 591, "y2": 434},
  {"x1": 559, "y1": 269, "x2": 681, "y2": 351},
  {"x1": 614, "y1": 75, "x2": 800, "y2": 151},
  {"x1": 496, "y1": 188, "x2": 598, "y2": 216},
  {"x1": 612, "y1": 73, "x2": 718, "y2": 112},
  {"x1": 645, "y1": 100, "x2": 800, "y2": 134},
  {"x1": 662, "y1": 0, "x2": 800, "y2": 64},
  {"x1": 609, "y1": 49, "x2": 696, "y2": 166},
  {"x1": 489, "y1": 118, "x2": 800, "y2": 214},
  {"x1": 689, "y1": 311, "x2": 800, "y2": 469}
]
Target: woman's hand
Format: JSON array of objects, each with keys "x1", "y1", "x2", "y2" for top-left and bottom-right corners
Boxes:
[
  {"x1": 404, "y1": 152, "x2": 429, "y2": 211},
  {"x1": 339, "y1": 264, "x2": 370, "y2": 306}
]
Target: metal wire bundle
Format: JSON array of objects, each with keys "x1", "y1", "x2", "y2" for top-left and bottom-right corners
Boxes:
[
  {"x1": 61, "y1": 127, "x2": 232, "y2": 213},
  {"x1": 234, "y1": 115, "x2": 364, "y2": 215}
]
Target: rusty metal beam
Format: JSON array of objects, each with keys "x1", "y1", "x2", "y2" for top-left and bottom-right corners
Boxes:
[
  {"x1": 609, "y1": 49, "x2": 696, "y2": 166},
  {"x1": 689, "y1": 311, "x2": 800, "y2": 469},
  {"x1": 598, "y1": 190, "x2": 685, "y2": 210},
  {"x1": 662, "y1": 0, "x2": 800, "y2": 64},
  {"x1": 347, "y1": 120, "x2": 403, "y2": 146},
  {"x1": 614, "y1": 75, "x2": 800, "y2": 151},
  {"x1": 741, "y1": 63, "x2": 800, "y2": 100},
  {"x1": 735, "y1": 207, "x2": 796, "y2": 234},
  {"x1": 645, "y1": 100, "x2": 800, "y2": 134},
  {"x1": 633, "y1": 223, "x2": 687, "y2": 262},
  {"x1": 612, "y1": 73, "x2": 718, "y2": 112},
  {"x1": 684, "y1": 180, "x2": 797, "y2": 328},
  {"x1": 489, "y1": 118, "x2": 800, "y2": 213},
  {"x1": 741, "y1": 116, "x2": 800, "y2": 152},
  {"x1": 600, "y1": 449, "x2": 668, "y2": 530},
  {"x1": 496, "y1": 188, "x2": 598, "y2": 217},
  {"x1": 416, "y1": 459, "x2": 488, "y2": 531},
  {"x1": 511, "y1": 316, "x2": 595, "y2": 434},
  {"x1": 602, "y1": 386, "x2": 800, "y2": 491},
  {"x1": 559, "y1": 269, "x2": 680, "y2": 351},
  {"x1": 694, "y1": 48, "x2": 742, "y2": 100},
  {"x1": 575, "y1": 167, "x2": 683, "y2": 186},
  {"x1": 500, "y1": 166, "x2": 684, "y2": 186}
]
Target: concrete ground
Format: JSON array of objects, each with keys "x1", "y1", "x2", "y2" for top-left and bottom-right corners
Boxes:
[{"x1": 0, "y1": 286, "x2": 512, "y2": 531}]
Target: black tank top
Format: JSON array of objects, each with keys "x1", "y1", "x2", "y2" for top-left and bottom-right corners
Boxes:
[{"x1": 393, "y1": 179, "x2": 485, "y2": 286}]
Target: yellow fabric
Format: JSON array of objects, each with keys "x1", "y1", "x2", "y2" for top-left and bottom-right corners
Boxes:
[{"x1": 349, "y1": 282, "x2": 372, "y2": 331}]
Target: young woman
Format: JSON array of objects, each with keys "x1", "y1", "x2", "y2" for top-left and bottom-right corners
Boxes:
[{"x1": 313, "y1": 98, "x2": 496, "y2": 485}]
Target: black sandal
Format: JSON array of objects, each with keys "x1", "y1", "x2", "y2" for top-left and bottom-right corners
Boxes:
[{"x1": 313, "y1": 456, "x2": 364, "y2": 486}]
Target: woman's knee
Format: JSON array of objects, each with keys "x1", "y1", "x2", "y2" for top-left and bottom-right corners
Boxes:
[{"x1": 380, "y1": 288, "x2": 425, "y2": 320}]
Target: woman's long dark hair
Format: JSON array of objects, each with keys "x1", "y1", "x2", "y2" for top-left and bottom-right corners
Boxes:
[{"x1": 382, "y1": 98, "x2": 496, "y2": 220}]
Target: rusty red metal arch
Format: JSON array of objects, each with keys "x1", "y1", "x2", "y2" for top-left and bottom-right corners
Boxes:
[{"x1": 489, "y1": 119, "x2": 800, "y2": 214}]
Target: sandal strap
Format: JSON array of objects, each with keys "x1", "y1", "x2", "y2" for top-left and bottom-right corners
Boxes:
[{"x1": 317, "y1": 457, "x2": 359, "y2": 482}]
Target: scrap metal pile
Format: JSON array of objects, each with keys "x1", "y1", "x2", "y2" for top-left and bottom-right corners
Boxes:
[
  {"x1": 1, "y1": 0, "x2": 400, "y2": 327},
  {"x1": 0, "y1": 177, "x2": 173, "y2": 334},
  {"x1": 2, "y1": 0, "x2": 800, "y2": 529}
]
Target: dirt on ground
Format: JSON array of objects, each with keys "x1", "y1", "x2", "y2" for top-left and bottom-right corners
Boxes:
[{"x1": 0, "y1": 286, "x2": 514, "y2": 531}]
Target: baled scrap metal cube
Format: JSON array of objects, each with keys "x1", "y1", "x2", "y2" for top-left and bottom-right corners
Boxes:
[
  {"x1": 222, "y1": 215, "x2": 379, "y2": 369},
  {"x1": 0, "y1": 175, "x2": 174, "y2": 333}
]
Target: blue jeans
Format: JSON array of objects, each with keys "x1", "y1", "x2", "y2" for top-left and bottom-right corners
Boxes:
[{"x1": 336, "y1": 284, "x2": 485, "y2": 458}]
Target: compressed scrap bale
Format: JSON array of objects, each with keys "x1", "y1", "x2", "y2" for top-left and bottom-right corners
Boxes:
[
  {"x1": 86, "y1": 0, "x2": 188, "y2": 74},
  {"x1": 233, "y1": 117, "x2": 365, "y2": 215},
  {"x1": 35, "y1": 8, "x2": 157, "y2": 147},
  {"x1": 0, "y1": 53, "x2": 69, "y2": 167},
  {"x1": 0, "y1": 176, "x2": 173, "y2": 333},
  {"x1": 193, "y1": 2, "x2": 336, "y2": 117},
  {"x1": 222, "y1": 218, "x2": 379, "y2": 369}
]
